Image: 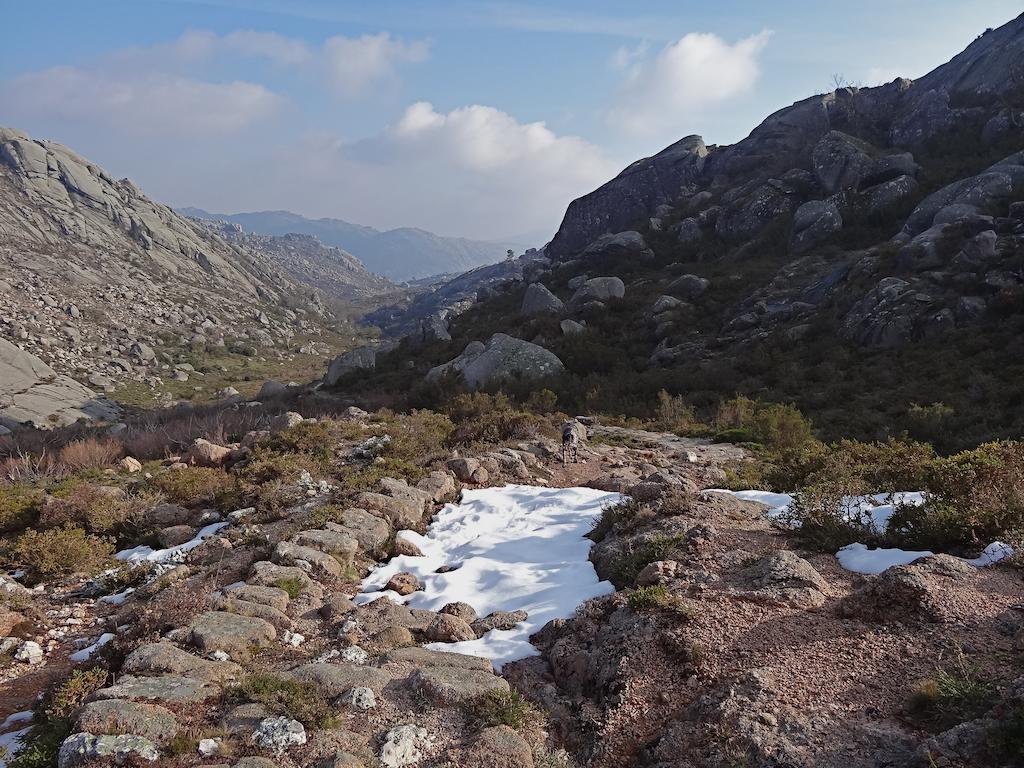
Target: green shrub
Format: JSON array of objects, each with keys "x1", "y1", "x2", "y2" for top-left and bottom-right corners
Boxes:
[
  {"x1": 150, "y1": 467, "x2": 240, "y2": 508},
  {"x1": 907, "y1": 648, "x2": 995, "y2": 730},
  {"x1": 589, "y1": 499, "x2": 645, "y2": 542},
  {"x1": 611, "y1": 534, "x2": 687, "y2": 587},
  {"x1": 273, "y1": 577, "x2": 305, "y2": 600},
  {"x1": 0, "y1": 484, "x2": 41, "y2": 534},
  {"x1": 466, "y1": 689, "x2": 541, "y2": 731},
  {"x1": 36, "y1": 484, "x2": 154, "y2": 543},
  {"x1": 44, "y1": 666, "x2": 109, "y2": 719},
  {"x1": 627, "y1": 585, "x2": 691, "y2": 615},
  {"x1": 228, "y1": 674, "x2": 334, "y2": 729},
  {"x1": 653, "y1": 390, "x2": 702, "y2": 434},
  {"x1": 8, "y1": 526, "x2": 114, "y2": 581},
  {"x1": 446, "y1": 392, "x2": 546, "y2": 447}
]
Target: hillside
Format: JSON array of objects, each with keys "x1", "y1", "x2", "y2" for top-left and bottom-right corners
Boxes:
[
  {"x1": 0, "y1": 127, "x2": 383, "y2": 417},
  {"x1": 182, "y1": 208, "x2": 524, "y2": 282},
  {"x1": 336, "y1": 15, "x2": 1024, "y2": 451}
]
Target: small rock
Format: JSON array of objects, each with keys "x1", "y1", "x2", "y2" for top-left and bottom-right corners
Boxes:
[
  {"x1": 379, "y1": 724, "x2": 432, "y2": 768},
  {"x1": 14, "y1": 640, "x2": 43, "y2": 665},
  {"x1": 250, "y1": 716, "x2": 306, "y2": 754},
  {"x1": 385, "y1": 572, "x2": 422, "y2": 596},
  {"x1": 344, "y1": 686, "x2": 377, "y2": 710}
]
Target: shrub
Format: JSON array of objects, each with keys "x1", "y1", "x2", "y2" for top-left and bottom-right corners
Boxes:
[
  {"x1": 36, "y1": 484, "x2": 153, "y2": 542},
  {"x1": 611, "y1": 534, "x2": 687, "y2": 587},
  {"x1": 57, "y1": 438, "x2": 122, "y2": 471},
  {"x1": 907, "y1": 648, "x2": 995, "y2": 730},
  {"x1": 524, "y1": 388, "x2": 559, "y2": 414},
  {"x1": 273, "y1": 577, "x2": 305, "y2": 600},
  {"x1": 43, "y1": 666, "x2": 109, "y2": 719},
  {"x1": 627, "y1": 585, "x2": 691, "y2": 615},
  {"x1": 0, "y1": 484, "x2": 41, "y2": 534},
  {"x1": 228, "y1": 674, "x2": 334, "y2": 729},
  {"x1": 653, "y1": 390, "x2": 701, "y2": 434},
  {"x1": 446, "y1": 392, "x2": 545, "y2": 447},
  {"x1": 150, "y1": 467, "x2": 240, "y2": 508},
  {"x1": 8, "y1": 526, "x2": 115, "y2": 581},
  {"x1": 589, "y1": 499, "x2": 644, "y2": 542},
  {"x1": 236, "y1": 448, "x2": 322, "y2": 486},
  {"x1": 466, "y1": 689, "x2": 541, "y2": 731}
]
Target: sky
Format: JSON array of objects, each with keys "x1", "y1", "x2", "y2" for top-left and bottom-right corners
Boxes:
[{"x1": 1, "y1": 1, "x2": 1021, "y2": 243}]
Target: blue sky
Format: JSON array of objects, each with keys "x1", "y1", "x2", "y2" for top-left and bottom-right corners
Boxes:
[{"x1": 2, "y1": 1, "x2": 1021, "y2": 242}]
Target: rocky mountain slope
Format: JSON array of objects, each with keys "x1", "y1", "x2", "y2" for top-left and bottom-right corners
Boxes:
[
  {"x1": 202, "y1": 223, "x2": 399, "y2": 307},
  {"x1": 183, "y1": 208, "x2": 524, "y2": 282},
  {"x1": 340, "y1": 14, "x2": 1024, "y2": 449},
  {"x1": 0, "y1": 126, "x2": 387, "y2": 418}
]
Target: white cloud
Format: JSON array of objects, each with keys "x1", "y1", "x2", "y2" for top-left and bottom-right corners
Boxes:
[
  {"x1": 0, "y1": 66, "x2": 283, "y2": 136},
  {"x1": 610, "y1": 42, "x2": 649, "y2": 71},
  {"x1": 231, "y1": 102, "x2": 618, "y2": 240},
  {"x1": 222, "y1": 30, "x2": 313, "y2": 65},
  {"x1": 322, "y1": 33, "x2": 431, "y2": 95},
  {"x1": 608, "y1": 30, "x2": 772, "y2": 135}
]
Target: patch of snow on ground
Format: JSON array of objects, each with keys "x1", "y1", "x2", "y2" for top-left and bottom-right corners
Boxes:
[
  {"x1": 359, "y1": 485, "x2": 621, "y2": 669},
  {"x1": 0, "y1": 712, "x2": 33, "y2": 768},
  {"x1": 708, "y1": 489, "x2": 1012, "y2": 574},
  {"x1": 836, "y1": 543, "x2": 936, "y2": 574},
  {"x1": 115, "y1": 522, "x2": 229, "y2": 563},
  {"x1": 69, "y1": 632, "x2": 115, "y2": 662}
]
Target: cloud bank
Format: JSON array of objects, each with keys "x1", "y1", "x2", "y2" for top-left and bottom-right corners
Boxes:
[{"x1": 608, "y1": 30, "x2": 772, "y2": 135}]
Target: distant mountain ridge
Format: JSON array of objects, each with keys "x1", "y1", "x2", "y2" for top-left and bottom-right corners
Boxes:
[{"x1": 181, "y1": 207, "x2": 524, "y2": 282}]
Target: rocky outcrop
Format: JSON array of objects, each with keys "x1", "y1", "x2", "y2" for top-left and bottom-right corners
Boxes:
[
  {"x1": 426, "y1": 333, "x2": 565, "y2": 389},
  {"x1": 547, "y1": 136, "x2": 708, "y2": 259},
  {"x1": 0, "y1": 337, "x2": 118, "y2": 429}
]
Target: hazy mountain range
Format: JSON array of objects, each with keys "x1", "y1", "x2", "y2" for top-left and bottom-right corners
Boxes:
[{"x1": 180, "y1": 207, "x2": 529, "y2": 282}]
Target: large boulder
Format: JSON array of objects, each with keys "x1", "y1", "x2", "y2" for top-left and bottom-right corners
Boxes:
[
  {"x1": 0, "y1": 338, "x2": 119, "y2": 430},
  {"x1": 520, "y1": 283, "x2": 564, "y2": 316},
  {"x1": 790, "y1": 200, "x2": 842, "y2": 252},
  {"x1": 323, "y1": 345, "x2": 388, "y2": 386},
  {"x1": 578, "y1": 231, "x2": 654, "y2": 262},
  {"x1": 426, "y1": 334, "x2": 564, "y2": 389},
  {"x1": 570, "y1": 277, "x2": 625, "y2": 307},
  {"x1": 811, "y1": 131, "x2": 875, "y2": 194}
]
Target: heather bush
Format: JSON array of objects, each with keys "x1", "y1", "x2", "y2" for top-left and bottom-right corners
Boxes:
[
  {"x1": 57, "y1": 438, "x2": 123, "y2": 470},
  {"x1": 150, "y1": 466, "x2": 240, "y2": 508},
  {"x1": 8, "y1": 525, "x2": 115, "y2": 581},
  {"x1": 445, "y1": 392, "x2": 546, "y2": 446}
]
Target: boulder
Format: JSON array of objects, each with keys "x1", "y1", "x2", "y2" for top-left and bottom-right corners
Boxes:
[
  {"x1": 426, "y1": 334, "x2": 564, "y2": 389},
  {"x1": 324, "y1": 346, "x2": 379, "y2": 386},
  {"x1": 74, "y1": 700, "x2": 179, "y2": 743},
  {"x1": 738, "y1": 551, "x2": 830, "y2": 608},
  {"x1": 182, "y1": 438, "x2": 231, "y2": 467},
  {"x1": 560, "y1": 319, "x2": 586, "y2": 336},
  {"x1": 666, "y1": 273, "x2": 710, "y2": 299},
  {"x1": 250, "y1": 717, "x2": 306, "y2": 755},
  {"x1": 521, "y1": 283, "x2": 564, "y2": 316},
  {"x1": 257, "y1": 381, "x2": 288, "y2": 400},
  {"x1": 811, "y1": 131, "x2": 875, "y2": 193},
  {"x1": 120, "y1": 642, "x2": 241, "y2": 682},
  {"x1": 425, "y1": 613, "x2": 476, "y2": 642},
  {"x1": 570, "y1": 277, "x2": 625, "y2": 306},
  {"x1": 187, "y1": 611, "x2": 276, "y2": 659},
  {"x1": 379, "y1": 724, "x2": 432, "y2": 768},
  {"x1": 578, "y1": 231, "x2": 655, "y2": 262},
  {"x1": 790, "y1": 200, "x2": 842, "y2": 252},
  {"x1": 288, "y1": 662, "x2": 393, "y2": 696},
  {"x1": 460, "y1": 726, "x2": 535, "y2": 768},
  {"x1": 0, "y1": 338, "x2": 119, "y2": 430},
  {"x1": 90, "y1": 675, "x2": 220, "y2": 704},
  {"x1": 57, "y1": 733, "x2": 159, "y2": 768},
  {"x1": 411, "y1": 666, "x2": 510, "y2": 705}
]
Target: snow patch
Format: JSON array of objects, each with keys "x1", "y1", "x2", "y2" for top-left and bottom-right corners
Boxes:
[
  {"x1": 69, "y1": 632, "x2": 115, "y2": 662},
  {"x1": 359, "y1": 485, "x2": 620, "y2": 669},
  {"x1": 116, "y1": 522, "x2": 229, "y2": 564},
  {"x1": 0, "y1": 712, "x2": 33, "y2": 768}
]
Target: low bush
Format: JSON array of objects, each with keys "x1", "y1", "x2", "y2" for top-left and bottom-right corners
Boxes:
[
  {"x1": 445, "y1": 392, "x2": 546, "y2": 447},
  {"x1": 627, "y1": 585, "x2": 692, "y2": 615},
  {"x1": 611, "y1": 533, "x2": 687, "y2": 587},
  {"x1": 150, "y1": 467, "x2": 240, "y2": 508},
  {"x1": 589, "y1": 499, "x2": 645, "y2": 542},
  {"x1": 57, "y1": 438, "x2": 122, "y2": 471},
  {"x1": 273, "y1": 577, "x2": 305, "y2": 600},
  {"x1": 0, "y1": 483, "x2": 41, "y2": 534},
  {"x1": 466, "y1": 688, "x2": 542, "y2": 732},
  {"x1": 907, "y1": 648, "x2": 995, "y2": 730},
  {"x1": 7, "y1": 525, "x2": 115, "y2": 581},
  {"x1": 36, "y1": 484, "x2": 154, "y2": 543},
  {"x1": 228, "y1": 674, "x2": 334, "y2": 729}
]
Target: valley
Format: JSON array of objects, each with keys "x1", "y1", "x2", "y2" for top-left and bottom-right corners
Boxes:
[{"x1": 1, "y1": 7, "x2": 1023, "y2": 768}]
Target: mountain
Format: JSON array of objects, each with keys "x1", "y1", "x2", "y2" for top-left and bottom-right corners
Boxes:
[
  {"x1": 201, "y1": 222, "x2": 399, "y2": 307},
  {"x1": 180, "y1": 207, "x2": 524, "y2": 282},
  {"x1": 337, "y1": 13, "x2": 1024, "y2": 450},
  {"x1": 0, "y1": 125, "x2": 373, "y2": 416}
]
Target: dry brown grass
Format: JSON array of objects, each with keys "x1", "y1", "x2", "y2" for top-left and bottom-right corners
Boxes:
[{"x1": 58, "y1": 438, "x2": 123, "y2": 470}]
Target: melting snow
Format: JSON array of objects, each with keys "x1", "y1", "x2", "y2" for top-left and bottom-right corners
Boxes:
[
  {"x1": 0, "y1": 712, "x2": 33, "y2": 768},
  {"x1": 359, "y1": 485, "x2": 621, "y2": 669},
  {"x1": 115, "y1": 522, "x2": 229, "y2": 564},
  {"x1": 69, "y1": 632, "x2": 115, "y2": 662},
  {"x1": 708, "y1": 489, "x2": 1013, "y2": 574}
]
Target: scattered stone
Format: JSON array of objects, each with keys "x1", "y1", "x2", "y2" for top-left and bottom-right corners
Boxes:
[
  {"x1": 14, "y1": 639, "x2": 43, "y2": 664},
  {"x1": 187, "y1": 611, "x2": 276, "y2": 659},
  {"x1": 57, "y1": 733, "x2": 159, "y2": 768},
  {"x1": 74, "y1": 700, "x2": 179, "y2": 743},
  {"x1": 425, "y1": 613, "x2": 476, "y2": 642},
  {"x1": 379, "y1": 724, "x2": 432, "y2": 768},
  {"x1": 412, "y1": 666, "x2": 510, "y2": 705},
  {"x1": 250, "y1": 716, "x2": 306, "y2": 754},
  {"x1": 386, "y1": 572, "x2": 423, "y2": 596},
  {"x1": 118, "y1": 456, "x2": 142, "y2": 473},
  {"x1": 343, "y1": 686, "x2": 377, "y2": 710}
]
